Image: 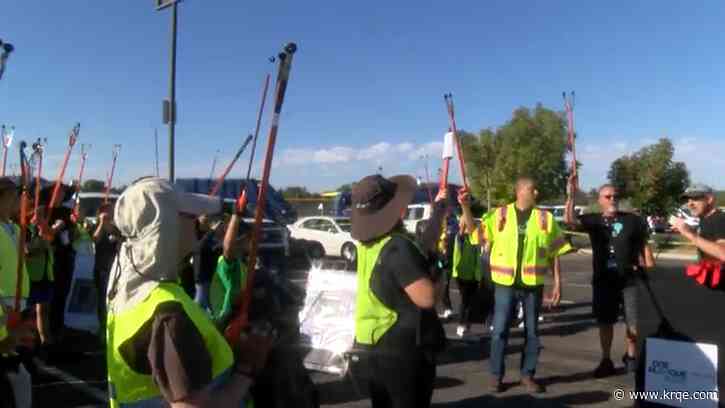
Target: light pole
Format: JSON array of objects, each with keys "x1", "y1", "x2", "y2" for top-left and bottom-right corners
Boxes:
[
  {"x1": 155, "y1": 0, "x2": 180, "y2": 183},
  {"x1": 0, "y1": 39, "x2": 15, "y2": 81}
]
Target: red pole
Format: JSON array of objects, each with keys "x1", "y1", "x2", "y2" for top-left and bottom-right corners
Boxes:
[
  {"x1": 32, "y1": 139, "x2": 45, "y2": 215},
  {"x1": 14, "y1": 142, "x2": 30, "y2": 313},
  {"x1": 209, "y1": 134, "x2": 253, "y2": 197},
  {"x1": 564, "y1": 92, "x2": 577, "y2": 178},
  {"x1": 225, "y1": 43, "x2": 296, "y2": 345},
  {"x1": 73, "y1": 145, "x2": 89, "y2": 220},
  {"x1": 444, "y1": 94, "x2": 469, "y2": 190},
  {"x1": 104, "y1": 145, "x2": 121, "y2": 204},
  {"x1": 245, "y1": 70, "x2": 272, "y2": 181},
  {"x1": 48, "y1": 123, "x2": 80, "y2": 212},
  {"x1": 210, "y1": 64, "x2": 272, "y2": 197}
]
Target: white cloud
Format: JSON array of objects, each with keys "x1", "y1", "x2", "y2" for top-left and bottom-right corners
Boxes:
[
  {"x1": 407, "y1": 141, "x2": 443, "y2": 161},
  {"x1": 313, "y1": 147, "x2": 355, "y2": 163},
  {"x1": 357, "y1": 142, "x2": 391, "y2": 160},
  {"x1": 576, "y1": 136, "x2": 725, "y2": 190},
  {"x1": 278, "y1": 141, "x2": 442, "y2": 167},
  {"x1": 396, "y1": 142, "x2": 414, "y2": 153}
]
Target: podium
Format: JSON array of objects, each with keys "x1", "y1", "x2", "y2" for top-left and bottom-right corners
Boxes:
[{"x1": 636, "y1": 265, "x2": 723, "y2": 407}]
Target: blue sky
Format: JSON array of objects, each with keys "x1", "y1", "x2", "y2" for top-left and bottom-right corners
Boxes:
[{"x1": 2, "y1": 1, "x2": 724, "y2": 193}]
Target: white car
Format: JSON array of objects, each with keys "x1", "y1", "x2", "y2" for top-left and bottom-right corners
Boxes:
[
  {"x1": 288, "y1": 216, "x2": 356, "y2": 263},
  {"x1": 403, "y1": 203, "x2": 433, "y2": 236}
]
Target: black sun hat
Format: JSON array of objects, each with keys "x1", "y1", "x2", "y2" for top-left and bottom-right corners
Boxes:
[{"x1": 351, "y1": 174, "x2": 416, "y2": 242}]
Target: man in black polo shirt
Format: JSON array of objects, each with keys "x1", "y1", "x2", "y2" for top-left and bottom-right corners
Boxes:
[
  {"x1": 671, "y1": 183, "x2": 725, "y2": 267},
  {"x1": 565, "y1": 177, "x2": 654, "y2": 377}
]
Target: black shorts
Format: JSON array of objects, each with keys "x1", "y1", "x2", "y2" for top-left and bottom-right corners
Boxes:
[
  {"x1": 592, "y1": 281, "x2": 638, "y2": 327},
  {"x1": 28, "y1": 280, "x2": 54, "y2": 305}
]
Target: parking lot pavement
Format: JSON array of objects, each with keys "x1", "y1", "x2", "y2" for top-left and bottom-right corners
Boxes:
[
  {"x1": 32, "y1": 253, "x2": 695, "y2": 408},
  {"x1": 312, "y1": 254, "x2": 692, "y2": 408}
]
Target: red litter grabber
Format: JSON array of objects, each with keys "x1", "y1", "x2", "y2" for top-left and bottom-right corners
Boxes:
[
  {"x1": 563, "y1": 91, "x2": 577, "y2": 179},
  {"x1": 72, "y1": 144, "x2": 90, "y2": 221},
  {"x1": 104, "y1": 144, "x2": 121, "y2": 205},
  {"x1": 225, "y1": 42, "x2": 297, "y2": 346},
  {"x1": 443, "y1": 93, "x2": 470, "y2": 190},
  {"x1": 48, "y1": 123, "x2": 80, "y2": 213},
  {"x1": 31, "y1": 138, "x2": 47, "y2": 216},
  {"x1": 209, "y1": 134, "x2": 253, "y2": 197},
  {"x1": 210, "y1": 58, "x2": 273, "y2": 198},
  {"x1": 7, "y1": 141, "x2": 35, "y2": 347},
  {"x1": 440, "y1": 128, "x2": 454, "y2": 190}
]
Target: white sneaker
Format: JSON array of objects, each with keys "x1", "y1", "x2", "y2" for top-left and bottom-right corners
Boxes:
[
  {"x1": 518, "y1": 321, "x2": 525, "y2": 329},
  {"x1": 440, "y1": 308, "x2": 453, "y2": 319},
  {"x1": 456, "y1": 325, "x2": 466, "y2": 337}
]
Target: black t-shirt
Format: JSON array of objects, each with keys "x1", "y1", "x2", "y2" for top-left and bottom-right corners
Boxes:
[
  {"x1": 95, "y1": 230, "x2": 120, "y2": 273},
  {"x1": 698, "y1": 210, "x2": 725, "y2": 260},
  {"x1": 579, "y1": 212, "x2": 649, "y2": 285},
  {"x1": 196, "y1": 232, "x2": 220, "y2": 284},
  {"x1": 514, "y1": 207, "x2": 533, "y2": 288},
  {"x1": 369, "y1": 234, "x2": 445, "y2": 353}
]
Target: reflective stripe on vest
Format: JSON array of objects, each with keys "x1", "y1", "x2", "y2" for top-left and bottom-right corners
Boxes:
[
  {"x1": 106, "y1": 283, "x2": 234, "y2": 407},
  {"x1": 489, "y1": 204, "x2": 554, "y2": 287},
  {"x1": 0, "y1": 223, "x2": 29, "y2": 299}
]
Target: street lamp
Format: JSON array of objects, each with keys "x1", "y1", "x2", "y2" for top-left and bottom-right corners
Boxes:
[
  {"x1": 0, "y1": 39, "x2": 15, "y2": 81},
  {"x1": 155, "y1": 0, "x2": 180, "y2": 183}
]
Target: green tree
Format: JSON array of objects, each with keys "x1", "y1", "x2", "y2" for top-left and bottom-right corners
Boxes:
[
  {"x1": 336, "y1": 183, "x2": 353, "y2": 193},
  {"x1": 280, "y1": 186, "x2": 314, "y2": 199},
  {"x1": 607, "y1": 138, "x2": 689, "y2": 215},
  {"x1": 462, "y1": 104, "x2": 569, "y2": 207},
  {"x1": 716, "y1": 191, "x2": 725, "y2": 204},
  {"x1": 82, "y1": 179, "x2": 106, "y2": 192}
]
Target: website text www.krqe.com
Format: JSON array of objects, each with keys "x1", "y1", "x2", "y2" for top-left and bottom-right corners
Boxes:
[{"x1": 613, "y1": 388, "x2": 719, "y2": 403}]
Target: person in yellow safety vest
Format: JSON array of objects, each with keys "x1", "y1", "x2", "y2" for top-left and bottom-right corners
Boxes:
[
  {"x1": 460, "y1": 177, "x2": 572, "y2": 394},
  {"x1": 452, "y1": 217, "x2": 482, "y2": 339},
  {"x1": 105, "y1": 177, "x2": 272, "y2": 408},
  {"x1": 0, "y1": 177, "x2": 30, "y2": 310},
  {"x1": 352, "y1": 174, "x2": 446, "y2": 408},
  {"x1": 0, "y1": 177, "x2": 32, "y2": 408},
  {"x1": 435, "y1": 209, "x2": 456, "y2": 319},
  {"x1": 26, "y1": 204, "x2": 59, "y2": 350}
]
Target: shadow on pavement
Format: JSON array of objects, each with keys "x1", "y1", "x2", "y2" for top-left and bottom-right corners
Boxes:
[{"x1": 432, "y1": 390, "x2": 612, "y2": 407}]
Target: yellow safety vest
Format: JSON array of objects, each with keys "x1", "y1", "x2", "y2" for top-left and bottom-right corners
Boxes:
[
  {"x1": 355, "y1": 236, "x2": 397, "y2": 346},
  {"x1": 26, "y1": 226, "x2": 54, "y2": 282},
  {"x1": 479, "y1": 204, "x2": 571, "y2": 287},
  {"x1": 106, "y1": 283, "x2": 234, "y2": 407},
  {"x1": 0, "y1": 304, "x2": 8, "y2": 342},
  {"x1": 0, "y1": 222, "x2": 30, "y2": 300},
  {"x1": 355, "y1": 234, "x2": 424, "y2": 345}
]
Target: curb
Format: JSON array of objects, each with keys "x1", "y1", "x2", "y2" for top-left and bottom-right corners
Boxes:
[{"x1": 576, "y1": 248, "x2": 696, "y2": 262}]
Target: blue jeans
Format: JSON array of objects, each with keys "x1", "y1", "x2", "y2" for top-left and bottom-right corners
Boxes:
[
  {"x1": 194, "y1": 282, "x2": 211, "y2": 311},
  {"x1": 489, "y1": 284, "x2": 543, "y2": 379}
]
